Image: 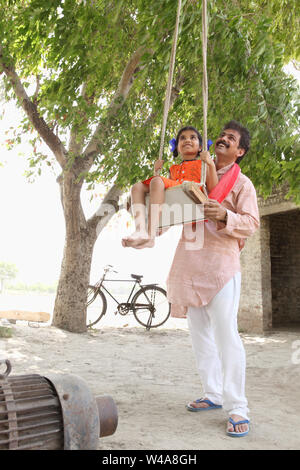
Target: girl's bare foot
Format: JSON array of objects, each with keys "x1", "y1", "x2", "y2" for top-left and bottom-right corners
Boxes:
[
  {"x1": 134, "y1": 238, "x2": 155, "y2": 249},
  {"x1": 122, "y1": 230, "x2": 150, "y2": 248}
]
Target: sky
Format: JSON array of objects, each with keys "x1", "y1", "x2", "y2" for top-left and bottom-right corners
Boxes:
[
  {"x1": 0, "y1": 64, "x2": 298, "y2": 287},
  {"x1": 0, "y1": 101, "x2": 182, "y2": 286}
]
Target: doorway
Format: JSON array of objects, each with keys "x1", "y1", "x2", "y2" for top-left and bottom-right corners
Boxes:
[{"x1": 269, "y1": 210, "x2": 300, "y2": 328}]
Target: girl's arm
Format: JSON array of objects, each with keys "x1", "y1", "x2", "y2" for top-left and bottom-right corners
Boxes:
[{"x1": 200, "y1": 151, "x2": 218, "y2": 192}]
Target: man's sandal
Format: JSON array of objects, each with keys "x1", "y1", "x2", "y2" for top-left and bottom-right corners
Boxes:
[
  {"x1": 226, "y1": 417, "x2": 250, "y2": 437},
  {"x1": 186, "y1": 397, "x2": 222, "y2": 412}
]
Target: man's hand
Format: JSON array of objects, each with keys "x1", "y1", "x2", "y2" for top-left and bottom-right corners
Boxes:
[{"x1": 204, "y1": 199, "x2": 227, "y2": 223}]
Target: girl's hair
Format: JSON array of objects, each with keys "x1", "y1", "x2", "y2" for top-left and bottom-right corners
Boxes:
[{"x1": 173, "y1": 126, "x2": 203, "y2": 158}]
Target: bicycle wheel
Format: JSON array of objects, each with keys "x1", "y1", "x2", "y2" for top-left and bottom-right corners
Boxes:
[
  {"x1": 86, "y1": 287, "x2": 107, "y2": 328},
  {"x1": 132, "y1": 286, "x2": 170, "y2": 329}
]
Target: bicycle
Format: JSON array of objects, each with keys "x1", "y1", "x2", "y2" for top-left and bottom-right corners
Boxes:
[{"x1": 86, "y1": 265, "x2": 171, "y2": 330}]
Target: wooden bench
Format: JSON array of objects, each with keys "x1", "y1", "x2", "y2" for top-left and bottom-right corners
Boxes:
[{"x1": 0, "y1": 310, "x2": 51, "y2": 323}]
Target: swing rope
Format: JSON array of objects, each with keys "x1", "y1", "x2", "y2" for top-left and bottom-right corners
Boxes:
[
  {"x1": 201, "y1": 0, "x2": 208, "y2": 189},
  {"x1": 157, "y1": 0, "x2": 209, "y2": 193},
  {"x1": 158, "y1": 0, "x2": 182, "y2": 162}
]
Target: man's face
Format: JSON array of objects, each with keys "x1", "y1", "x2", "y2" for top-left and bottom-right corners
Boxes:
[{"x1": 215, "y1": 128, "x2": 245, "y2": 161}]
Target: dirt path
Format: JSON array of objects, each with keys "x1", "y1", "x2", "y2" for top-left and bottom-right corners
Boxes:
[{"x1": 1, "y1": 323, "x2": 299, "y2": 450}]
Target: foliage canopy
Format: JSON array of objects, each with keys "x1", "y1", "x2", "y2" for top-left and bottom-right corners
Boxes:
[{"x1": 0, "y1": 0, "x2": 299, "y2": 201}]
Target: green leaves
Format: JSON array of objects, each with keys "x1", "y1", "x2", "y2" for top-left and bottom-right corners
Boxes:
[
  {"x1": 0, "y1": 261, "x2": 18, "y2": 280},
  {"x1": 0, "y1": 0, "x2": 299, "y2": 202}
]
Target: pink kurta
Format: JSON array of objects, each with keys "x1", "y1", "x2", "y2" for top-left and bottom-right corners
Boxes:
[{"x1": 166, "y1": 162, "x2": 260, "y2": 317}]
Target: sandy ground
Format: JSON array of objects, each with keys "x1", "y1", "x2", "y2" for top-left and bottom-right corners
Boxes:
[{"x1": 1, "y1": 317, "x2": 300, "y2": 451}]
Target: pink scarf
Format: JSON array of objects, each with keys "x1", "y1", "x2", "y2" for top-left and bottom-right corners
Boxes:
[{"x1": 208, "y1": 163, "x2": 241, "y2": 202}]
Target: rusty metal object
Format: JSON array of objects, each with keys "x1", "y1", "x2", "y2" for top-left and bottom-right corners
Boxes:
[
  {"x1": 96, "y1": 395, "x2": 118, "y2": 438},
  {"x1": 0, "y1": 359, "x2": 117, "y2": 450}
]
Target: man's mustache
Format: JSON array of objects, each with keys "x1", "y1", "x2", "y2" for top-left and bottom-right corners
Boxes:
[{"x1": 216, "y1": 139, "x2": 230, "y2": 148}]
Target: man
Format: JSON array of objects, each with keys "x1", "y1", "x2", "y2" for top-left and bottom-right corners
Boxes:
[{"x1": 166, "y1": 120, "x2": 260, "y2": 437}]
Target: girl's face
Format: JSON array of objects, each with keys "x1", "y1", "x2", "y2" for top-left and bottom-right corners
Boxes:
[{"x1": 177, "y1": 130, "x2": 201, "y2": 159}]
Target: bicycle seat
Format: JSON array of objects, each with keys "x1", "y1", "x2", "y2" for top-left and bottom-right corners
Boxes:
[{"x1": 131, "y1": 274, "x2": 143, "y2": 281}]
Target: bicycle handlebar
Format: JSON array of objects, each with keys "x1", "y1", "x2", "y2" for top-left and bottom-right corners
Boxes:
[
  {"x1": 102, "y1": 265, "x2": 118, "y2": 275},
  {"x1": 92, "y1": 265, "x2": 117, "y2": 287}
]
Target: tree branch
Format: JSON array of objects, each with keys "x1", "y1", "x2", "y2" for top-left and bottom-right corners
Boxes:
[
  {"x1": 32, "y1": 74, "x2": 40, "y2": 105},
  {"x1": 0, "y1": 45, "x2": 67, "y2": 168},
  {"x1": 86, "y1": 183, "x2": 123, "y2": 238},
  {"x1": 83, "y1": 46, "x2": 148, "y2": 162},
  {"x1": 68, "y1": 82, "x2": 96, "y2": 156}
]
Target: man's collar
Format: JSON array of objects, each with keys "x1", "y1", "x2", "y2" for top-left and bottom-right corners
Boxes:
[{"x1": 216, "y1": 161, "x2": 236, "y2": 176}]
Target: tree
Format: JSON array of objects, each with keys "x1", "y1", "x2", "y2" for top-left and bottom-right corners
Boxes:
[
  {"x1": 0, "y1": 261, "x2": 18, "y2": 293},
  {"x1": 0, "y1": 0, "x2": 299, "y2": 332}
]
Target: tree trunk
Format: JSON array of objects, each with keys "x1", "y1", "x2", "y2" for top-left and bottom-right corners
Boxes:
[
  {"x1": 52, "y1": 169, "x2": 123, "y2": 333},
  {"x1": 52, "y1": 169, "x2": 97, "y2": 333},
  {"x1": 52, "y1": 231, "x2": 95, "y2": 333}
]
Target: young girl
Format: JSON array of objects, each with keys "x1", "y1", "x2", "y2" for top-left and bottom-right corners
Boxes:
[{"x1": 122, "y1": 126, "x2": 218, "y2": 249}]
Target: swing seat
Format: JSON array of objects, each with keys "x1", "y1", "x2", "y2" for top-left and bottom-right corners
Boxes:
[{"x1": 145, "y1": 181, "x2": 208, "y2": 229}]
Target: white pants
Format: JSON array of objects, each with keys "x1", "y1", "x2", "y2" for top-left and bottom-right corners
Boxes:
[{"x1": 187, "y1": 272, "x2": 249, "y2": 420}]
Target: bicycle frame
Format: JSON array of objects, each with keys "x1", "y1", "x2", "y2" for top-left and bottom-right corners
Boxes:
[
  {"x1": 99, "y1": 278, "x2": 140, "y2": 307},
  {"x1": 94, "y1": 273, "x2": 158, "y2": 310},
  {"x1": 87, "y1": 268, "x2": 170, "y2": 329}
]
